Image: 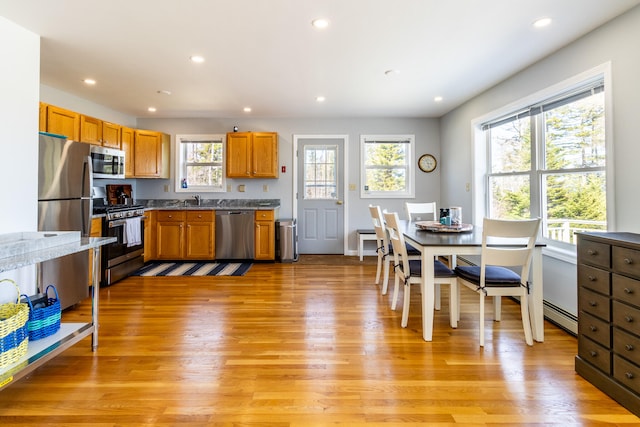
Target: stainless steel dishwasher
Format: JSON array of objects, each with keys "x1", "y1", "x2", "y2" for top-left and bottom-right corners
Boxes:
[{"x1": 215, "y1": 211, "x2": 255, "y2": 259}]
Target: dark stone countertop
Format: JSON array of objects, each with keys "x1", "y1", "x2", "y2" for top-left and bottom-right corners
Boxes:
[{"x1": 137, "y1": 198, "x2": 280, "y2": 211}]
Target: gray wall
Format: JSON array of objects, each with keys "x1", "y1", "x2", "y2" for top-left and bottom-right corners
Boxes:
[
  {"x1": 135, "y1": 116, "x2": 441, "y2": 253},
  {"x1": 439, "y1": 6, "x2": 640, "y2": 316}
]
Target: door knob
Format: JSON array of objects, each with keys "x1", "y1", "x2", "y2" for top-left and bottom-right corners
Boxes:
[{"x1": 336, "y1": 200, "x2": 343, "y2": 205}]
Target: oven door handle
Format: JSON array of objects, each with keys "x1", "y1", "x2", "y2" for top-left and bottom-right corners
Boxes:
[{"x1": 108, "y1": 216, "x2": 148, "y2": 228}]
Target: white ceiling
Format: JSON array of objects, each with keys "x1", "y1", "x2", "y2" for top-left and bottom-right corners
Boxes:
[{"x1": 1, "y1": 0, "x2": 639, "y2": 119}]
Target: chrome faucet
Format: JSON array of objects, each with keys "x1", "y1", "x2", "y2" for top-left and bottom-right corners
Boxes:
[{"x1": 194, "y1": 195, "x2": 201, "y2": 206}]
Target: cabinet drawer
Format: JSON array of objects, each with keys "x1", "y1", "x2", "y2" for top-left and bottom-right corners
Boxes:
[
  {"x1": 187, "y1": 211, "x2": 214, "y2": 222},
  {"x1": 614, "y1": 354, "x2": 640, "y2": 394},
  {"x1": 613, "y1": 274, "x2": 640, "y2": 308},
  {"x1": 578, "y1": 239, "x2": 610, "y2": 268},
  {"x1": 613, "y1": 300, "x2": 640, "y2": 336},
  {"x1": 255, "y1": 210, "x2": 274, "y2": 221},
  {"x1": 614, "y1": 246, "x2": 640, "y2": 279},
  {"x1": 156, "y1": 210, "x2": 186, "y2": 222},
  {"x1": 614, "y1": 327, "x2": 640, "y2": 366},
  {"x1": 579, "y1": 310, "x2": 611, "y2": 347},
  {"x1": 578, "y1": 264, "x2": 610, "y2": 295},
  {"x1": 579, "y1": 287, "x2": 610, "y2": 321},
  {"x1": 579, "y1": 336, "x2": 612, "y2": 374}
]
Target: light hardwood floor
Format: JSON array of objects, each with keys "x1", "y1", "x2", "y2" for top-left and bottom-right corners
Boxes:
[{"x1": 1, "y1": 255, "x2": 639, "y2": 426}]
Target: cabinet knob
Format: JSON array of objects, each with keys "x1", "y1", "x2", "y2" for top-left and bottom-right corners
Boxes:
[
  {"x1": 589, "y1": 325, "x2": 598, "y2": 332},
  {"x1": 588, "y1": 249, "x2": 597, "y2": 256},
  {"x1": 625, "y1": 258, "x2": 634, "y2": 265},
  {"x1": 588, "y1": 275, "x2": 596, "y2": 282},
  {"x1": 625, "y1": 287, "x2": 634, "y2": 294},
  {"x1": 168, "y1": 215, "x2": 173, "y2": 218},
  {"x1": 625, "y1": 315, "x2": 634, "y2": 323},
  {"x1": 626, "y1": 344, "x2": 635, "y2": 351},
  {"x1": 590, "y1": 350, "x2": 598, "y2": 357},
  {"x1": 589, "y1": 300, "x2": 598, "y2": 307},
  {"x1": 626, "y1": 372, "x2": 635, "y2": 379}
]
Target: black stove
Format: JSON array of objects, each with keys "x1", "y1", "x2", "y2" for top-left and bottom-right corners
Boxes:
[{"x1": 94, "y1": 204, "x2": 145, "y2": 221}]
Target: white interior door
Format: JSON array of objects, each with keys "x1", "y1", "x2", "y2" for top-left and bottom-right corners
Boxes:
[{"x1": 295, "y1": 136, "x2": 345, "y2": 254}]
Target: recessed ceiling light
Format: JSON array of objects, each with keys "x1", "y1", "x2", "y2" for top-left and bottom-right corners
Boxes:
[
  {"x1": 384, "y1": 69, "x2": 400, "y2": 76},
  {"x1": 316, "y1": 96, "x2": 326, "y2": 103},
  {"x1": 312, "y1": 18, "x2": 329, "y2": 29},
  {"x1": 157, "y1": 90, "x2": 172, "y2": 95},
  {"x1": 148, "y1": 107, "x2": 157, "y2": 112},
  {"x1": 243, "y1": 107, "x2": 252, "y2": 113},
  {"x1": 83, "y1": 78, "x2": 96, "y2": 85},
  {"x1": 434, "y1": 96, "x2": 443, "y2": 102},
  {"x1": 533, "y1": 17, "x2": 552, "y2": 28},
  {"x1": 190, "y1": 55, "x2": 205, "y2": 63}
]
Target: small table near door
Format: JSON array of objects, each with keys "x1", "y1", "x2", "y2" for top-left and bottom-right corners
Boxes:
[{"x1": 399, "y1": 220, "x2": 545, "y2": 342}]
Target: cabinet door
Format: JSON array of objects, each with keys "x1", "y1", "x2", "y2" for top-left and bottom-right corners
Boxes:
[
  {"x1": 39, "y1": 102, "x2": 47, "y2": 132},
  {"x1": 121, "y1": 126, "x2": 135, "y2": 177},
  {"x1": 252, "y1": 132, "x2": 278, "y2": 178},
  {"x1": 134, "y1": 130, "x2": 162, "y2": 177},
  {"x1": 185, "y1": 211, "x2": 215, "y2": 259},
  {"x1": 143, "y1": 210, "x2": 156, "y2": 262},
  {"x1": 226, "y1": 132, "x2": 252, "y2": 177},
  {"x1": 80, "y1": 115, "x2": 103, "y2": 145},
  {"x1": 255, "y1": 210, "x2": 275, "y2": 260},
  {"x1": 157, "y1": 221, "x2": 184, "y2": 259},
  {"x1": 46, "y1": 105, "x2": 80, "y2": 141},
  {"x1": 102, "y1": 122, "x2": 121, "y2": 148}
]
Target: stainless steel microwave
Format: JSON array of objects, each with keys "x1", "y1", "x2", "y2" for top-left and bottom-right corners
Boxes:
[{"x1": 90, "y1": 145, "x2": 125, "y2": 179}]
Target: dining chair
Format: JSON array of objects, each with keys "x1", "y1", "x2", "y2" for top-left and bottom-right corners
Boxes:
[
  {"x1": 384, "y1": 211, "x2": 458, "y2": 329},
  {"x1": 368, "y1": 205, "x2": 420, "y2": 296},
  {"x1": 404, "y1": 202, "x2": 437, "y2": 222},
  {"x1": 454, "y1": 217, "x2": 541, "y2": 347}
]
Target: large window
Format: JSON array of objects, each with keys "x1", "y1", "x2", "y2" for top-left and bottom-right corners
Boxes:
[
  {"x1": 360, "y1": 134, "x2": 415, "y2": 198},
  {"x1": 175, "y1": 134, "x2": 225, "y2": 192},
  {"x1": 483, "y1": 78, "x2": 606, "y2": 247}
]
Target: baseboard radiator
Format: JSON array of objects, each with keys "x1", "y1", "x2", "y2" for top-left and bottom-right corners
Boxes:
[{"x1": 455, "y1": 256, "x2": 577, "y2": 336}]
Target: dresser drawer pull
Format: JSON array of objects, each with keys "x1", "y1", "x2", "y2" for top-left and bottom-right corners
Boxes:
[
  {"x1": 589, "y1": 325, "x2": 598, "y2": 332},
  {"x1": 626, "y1": 344, "x2": 635, "y2": 351},
  {"x1": 588, "y1": 275, "x2": 596, "y2": 282},
  {"x1": 589, "y1": 350, "x2": 598, "y2": 357},
  {"x1": 625, "y1": 315, "x2": 634, "y2": 323},
  {"x1": 589, "y1": 300, "x2": 598, "y2": 307},
  {"x1": 625, "y1": 258, "x2": 634, "y2": 265},
  {"x1": 625, "y1": 287, "x2": 634, "y2": 294},
  {"x1": 626, "y1": 372, "x2": 635, "y2": 379},
  {"x1": 587, "y1": 249, "x2": 598, "y2": 256}
]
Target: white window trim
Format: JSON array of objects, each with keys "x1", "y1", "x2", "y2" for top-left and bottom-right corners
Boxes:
[
  {"x1": 174, "y1": 134, "x2": 226, "y2": 193},
  {"x1": 470, "y1": 62, "x2": 614, "y2": 261},
  {"x1": 360, "y1": 134, "x2": 415, "y2": 199}
]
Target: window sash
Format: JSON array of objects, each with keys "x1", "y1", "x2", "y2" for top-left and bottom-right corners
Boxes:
[{"x1": 360, "y1": 135, "x2": 415, "y2": 198}]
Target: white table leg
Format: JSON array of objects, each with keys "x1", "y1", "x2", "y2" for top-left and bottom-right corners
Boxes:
[
  {"x1": 529, "y1": 247, "x2": 544, "y2": 342},
  {"x1": 421, "y1": 248, "x2": 436, "y2": 341}
]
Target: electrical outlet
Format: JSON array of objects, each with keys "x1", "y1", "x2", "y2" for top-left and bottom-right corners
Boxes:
[
  {"x1": 163, "y1": 184, "x2": 169, "y2": 192},
  {"x1": 238, "y1": 184, "x2": 246, "y2": 192},
  {"x1": 465, "y1": 182, "x2": 471, "y2": 192},
  {"x1": 263, "y1": 184, "x2": 269, "y2": 192},
  {"x1": 227, "y1": 184, "x2": 231, "y2": 192}
]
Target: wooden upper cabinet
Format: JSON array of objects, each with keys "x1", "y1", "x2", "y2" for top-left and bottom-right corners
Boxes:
[
  {"x1": 39, "y1": 102, "x2": 47, "y2": 132},
  {"x1": 80, "y1": 115, "x2": 103, "y2": 145},
  {"x1": 226, "y1": 132, "x2": 278, "y2": 178},
  {"x1": 102, "y1": 121, "x2": 122, "y2": 149},
  {"x1": 134, "y1": 129, "x2": 163, "y2": 178},
  {"x1": 45, "y1": 104, "x2": 80, "y2": 141},
  {"x1": 121, "y1": 126, "x2": 135, "y2": 178}
]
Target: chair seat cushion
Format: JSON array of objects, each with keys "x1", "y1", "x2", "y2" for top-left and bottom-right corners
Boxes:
[
  {"x1": 387, "y1": 243, "x2": 421, "y2": 256},
  {"x1": 455, "y1": 265, "x2": 522, "y2": 287},
  {"x1": 407, "y1": 259, "x2": 456, "y2": 278}
]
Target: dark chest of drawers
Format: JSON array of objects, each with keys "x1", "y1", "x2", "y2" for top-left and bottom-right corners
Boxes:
[{"x1": 576, "y1": 231, "x2": 640, "y2": 416}]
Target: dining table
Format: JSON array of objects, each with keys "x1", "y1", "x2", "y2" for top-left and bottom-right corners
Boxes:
[{"x1": 400, "y1": 220, "x2": 545, "y2": 342}]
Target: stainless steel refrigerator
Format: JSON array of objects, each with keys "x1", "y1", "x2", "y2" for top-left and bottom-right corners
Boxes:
[{"x1": 38, "y1": 132, "x2": 93, "y2": 310}]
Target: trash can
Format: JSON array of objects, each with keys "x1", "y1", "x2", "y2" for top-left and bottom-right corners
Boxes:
[{"x1": 276, "y1": 218, "x2": 298, "y2": 262}]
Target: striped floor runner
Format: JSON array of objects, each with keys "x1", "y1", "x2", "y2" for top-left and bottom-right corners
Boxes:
[{"x1": 132, "y1": 262, "x2": 252, "y2": 277}]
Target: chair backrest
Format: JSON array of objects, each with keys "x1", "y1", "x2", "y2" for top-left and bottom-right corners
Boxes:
[
  {"x1": 383, "y1": 211, "x2": 411, "y2": 279},
  {"x1": 481, "y1": 217, "x2": 541, "y2": 283},
  {"x1": 404, "y1": 202, "x2": 437, "y2": 221},
  {"x1": 368, "y1": 205, "x2": 387, "y2": 242}
]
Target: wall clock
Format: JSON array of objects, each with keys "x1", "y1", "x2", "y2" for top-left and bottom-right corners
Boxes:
[{"x1": 418, "y1": 154, "x2": 437, "y2": 173}]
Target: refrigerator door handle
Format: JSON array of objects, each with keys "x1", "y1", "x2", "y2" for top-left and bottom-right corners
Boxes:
[{"x1": 83, "y1": 155, "x2": 93, "y2": 198}]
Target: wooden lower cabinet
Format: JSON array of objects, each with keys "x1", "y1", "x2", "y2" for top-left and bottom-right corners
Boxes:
[
  {"x1": 88, "y1": 217, "x2": 103, "y2": 285},
  {"x1": 156, "y1": 211, "x2": 185, "y2": 260},
  {"x1": 185, "y1": 211, "x2": 215, "y2": 259},
  {"x1": 155, "y1": 210, "x2": 215, "y2": 260},
  {"x1": 255, "y1": 210, "x2": 275, "y2": 260},
  {"x1": 143, "y1": 210, "x2": 156, "y2": 262}
]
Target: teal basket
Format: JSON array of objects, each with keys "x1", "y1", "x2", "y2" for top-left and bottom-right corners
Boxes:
[{"x1": 22, "y1": 285, "x2": 61, "y2": 341}]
